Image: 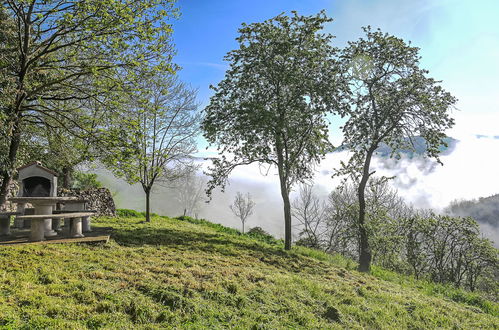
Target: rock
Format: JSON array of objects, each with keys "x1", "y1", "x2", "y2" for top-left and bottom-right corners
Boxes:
[
  {"x1": 58, "y1": 187, "x2": 116, "y2": 217},
  {"x1": 0, "y1": 180, "x2": 19, "y2": 212}
]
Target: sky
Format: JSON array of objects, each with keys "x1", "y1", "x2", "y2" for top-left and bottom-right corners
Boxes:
[{"x1": 100, "y1": 0, "x2": 499, "y2": 242}]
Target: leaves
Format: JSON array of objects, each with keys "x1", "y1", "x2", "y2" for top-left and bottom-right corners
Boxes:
[{"x1": 202, "y1": 11, "x2": 343, "y2": 196}]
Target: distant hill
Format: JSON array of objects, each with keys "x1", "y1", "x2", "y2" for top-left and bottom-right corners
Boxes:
[
  {"x1": 334, "y1": 136, "x2": 458, "y2": 158},
  {"x1": 446, "y1": 194, "x2": 499, "y2": 228}
]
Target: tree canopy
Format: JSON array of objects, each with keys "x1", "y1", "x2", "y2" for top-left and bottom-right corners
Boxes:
[{"x1": 0, "y1": 0, "x2": 178, "y2": 206}]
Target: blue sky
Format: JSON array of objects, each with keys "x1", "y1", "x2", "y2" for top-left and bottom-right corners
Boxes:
[
  {"x1": 172, "y1": 0, "x2": 499, "y2": 122},
  {"x1": 172, "y1": 0, "x2": 336, "y2": 108}
]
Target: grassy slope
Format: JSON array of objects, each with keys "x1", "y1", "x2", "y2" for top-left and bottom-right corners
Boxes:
[{"x1": 0, "y1": 216, "x2": 497, "y2": 329}]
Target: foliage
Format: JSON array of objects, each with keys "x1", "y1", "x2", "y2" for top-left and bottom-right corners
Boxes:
[
  {"x1": 292, "y1": 180, "x2": 499, "y2": 295},
  {"x1": 0, "y1": 215, "x2": 497, "y2": 328},
  {"x1": 116, "y1": 208, "x2": 144, "y2": 218},
  {"x1": 0, "y1": 0, "x2": 178, "y2": 207},
  {"x1": 202, "y1": 10, "x2": 345, "y2": 250},
  {"x1": 71, "y1": 171, "x2": 102, "y2": 190},
  {"x1": 229, "y1": 192, "x2": 255, "y2": 233},
  {"x1": 336, "y1": 26, "x2": 457, "y2": 272},
  {"x1": 401, "y1": 214, "x2": 499, "y2": 292}
]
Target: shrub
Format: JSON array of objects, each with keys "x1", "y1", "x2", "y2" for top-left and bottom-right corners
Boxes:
[
  {"x1": 247, "y1": 227, "x2": 279, "y2": 245},
  {"x1": 72, "y1": 172, "x2": 102, "y2": 190},
  {"x1": 116, "y1": 209, "x2": 143, "y2": 218}
]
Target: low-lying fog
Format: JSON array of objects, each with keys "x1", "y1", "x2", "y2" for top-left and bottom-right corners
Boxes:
[{"x1": 94, "y1": 113, "x2": 499, "y2": 246}]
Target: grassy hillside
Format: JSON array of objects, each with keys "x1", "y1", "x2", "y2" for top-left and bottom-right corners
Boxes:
[{"x1": 0, "y1": 215, "x2": 497, "y2": 329}]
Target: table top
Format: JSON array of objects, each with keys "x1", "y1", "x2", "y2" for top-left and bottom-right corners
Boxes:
[{"x1": 8, "y1": 196, "x2": 82, "y2": 204}]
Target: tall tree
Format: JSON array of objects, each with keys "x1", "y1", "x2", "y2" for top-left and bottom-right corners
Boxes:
[
  {"x1": 103, "y1": 74, "x2": 200, "y2": 222},
  {"x1": 337, "y1": 27, "x2": 457, "y2": 272},
  {"x1": 202, "y1": 11, "x2": 345, "y2": 250},
  {"x1": 0, "y1": 0, "x2": 177, "y2": 207}
]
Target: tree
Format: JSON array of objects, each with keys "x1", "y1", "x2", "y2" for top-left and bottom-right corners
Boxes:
[
  {"x1": 230, "y1": 192, "x2": 255, "y2": 233},
  {"x1": 0, "y1": 0, "x2": 177, "y2": 207},
  {"x1": 176, "y1": 168, "x2": 206, "y2": 217},
  {"x1": 103, "y1": 74, "x2": 200, "y2": 222},
  {"x1": 202, "y1": 11, "x2": 345, "y2": 250},
  {"x1": 292, "y1": 184, "x2": 326, "y2": 249},
  {"x1": 336, "y1": 27, "x2": 457, "y2": 272}
]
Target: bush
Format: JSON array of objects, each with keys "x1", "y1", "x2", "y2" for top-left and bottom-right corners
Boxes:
[
  {"x1": 72, "y1": 172, "x2": 102, "y2": 190},
  {"x1": 116, "y1": 209, "x2": 143, "y2": 218},
  {"x1": 175, "y1": 216, "x2": 241, "y2": 235},
  {"x1": 247, "y1": 227, "x2": 279, "y2": 245}
]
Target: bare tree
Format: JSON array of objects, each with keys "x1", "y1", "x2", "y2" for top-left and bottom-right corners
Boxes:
[
  {"x1": 292, "y1": 184, "x2": 326, "y2": 249},
  {"x1": 103, "y1": 74, "x2": 200, "y2": 222},
  {"x1": 176, "y1": 168, "x2": 206, "y2": 218},
  {"x1": 325, "y1": 184, "x2": 359, "y2": 256},
  {"x1": 230, "y1": 192, "x2": 255, "y2": 233}
]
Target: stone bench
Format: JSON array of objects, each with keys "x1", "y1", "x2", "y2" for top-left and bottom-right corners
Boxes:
[
  {"x1": 0, "y1": 212, "x2": 21, "y2": 236},
  {"x1": 53, "y1": 210, "x2": 96, "y2": 233},
  {"x1": 16, "y1": 212, "x2": 95, "y2": 241}
]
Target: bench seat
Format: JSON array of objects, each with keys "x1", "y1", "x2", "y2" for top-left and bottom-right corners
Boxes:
[
  {"x1": 16, "y1": 212, "x2": 94, "y2": 240},
  {"x1": 0, "y1": 212, "x2": 21, "y2": 236},
  {"x1": 16, "y1": 212, "x2": 95, "y2": 220}
]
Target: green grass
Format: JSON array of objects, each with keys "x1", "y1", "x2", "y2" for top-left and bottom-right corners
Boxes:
[{"x1": 0, "y1": 215, "x2": 497, "y2": 329}]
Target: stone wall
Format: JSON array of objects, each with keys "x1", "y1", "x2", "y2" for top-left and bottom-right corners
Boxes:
[
  {"x1": 0, "y1": 180, "x2": 19, "y2": 212},
  {"x1": 58, "y1": 187, "x2": 116, "y2": 217}
]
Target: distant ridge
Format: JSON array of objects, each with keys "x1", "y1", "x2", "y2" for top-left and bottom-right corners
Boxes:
[
  {"x1": 333, "y1": 136, "x2": 458, "y2": 158},
  {"x1": 446, "y1": 194, "x2": 499, "y2": 228}
]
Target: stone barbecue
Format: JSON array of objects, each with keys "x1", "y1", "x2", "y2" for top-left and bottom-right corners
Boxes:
[{"x1": 17, "y1": 161, "x2": 58, "y2": 198}]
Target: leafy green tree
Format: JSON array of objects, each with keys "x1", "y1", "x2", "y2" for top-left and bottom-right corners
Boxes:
[
  {"x1": 0, "y1": 0, "x2": 178, "y2": 207},
  {"x1": 71, "y1": 172, "x2": 102, "y2": 190},
  {"x1": 336, "y1": 27, "x2": 457, "y2": 272},
  {"x1": 202, "y1": 11, "x2": 344, "y2": 250},
  {"x1": 102, "y1": 74, "x2": 200, "y2": 222}
]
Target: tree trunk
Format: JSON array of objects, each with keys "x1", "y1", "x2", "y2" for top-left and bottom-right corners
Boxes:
[
  {"x1": 145, "y1": 188, "x2": 151, "y2": 222},
  {"x1": 62, "y1": 166, "x2": 72, "y2": 189},
  {"x1": 275, "y1": 137, "x2": 292, "y2": 250},
  {"x1": 242, "y1": 221, "x2": 245, "y2": 234},
  {"x1": 277, "y1": 163, "x2": 292, "y2": 250},
  {"x1": 357, "y1": 147, "x2": 376, "y2": 273},
  {"x1": 0, "y1": 120, "x2": 22, "y2": 208}
]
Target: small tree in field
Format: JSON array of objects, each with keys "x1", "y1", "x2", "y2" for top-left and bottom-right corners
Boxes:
[
  {"x1": 202, "y1": 11, "x2": 345, "y2": 250},
  {"x1": 230, "y1": 192, "x2": 255, "y2": 233},
  {"x1": 337, "y1": 27, "x2": 457, "y2": 272}
]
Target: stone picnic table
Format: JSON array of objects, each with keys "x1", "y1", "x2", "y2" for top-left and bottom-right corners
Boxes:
[{"x1": 8, "y1": 197, "x2": 94, "y2": 242}]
